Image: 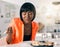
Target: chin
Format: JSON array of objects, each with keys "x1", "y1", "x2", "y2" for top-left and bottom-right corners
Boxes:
[{"x1": 25, "y1": 21, "x2": 30, "y2": 24}]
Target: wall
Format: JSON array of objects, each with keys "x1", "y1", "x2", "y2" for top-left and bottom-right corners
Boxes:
[
  {"x1": 0, "y1": 0, "x2": 60, "y2": 35},
  {"x1": 2, "y1": 0, "x2": 60, "y2": 24},
  {"x1": 0, "y1": 1, "x2": 20, "y2": 37}
]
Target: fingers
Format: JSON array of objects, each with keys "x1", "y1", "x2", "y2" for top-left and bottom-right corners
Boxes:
[{"x1": 7, "y1": 27, "x2": 13, "y2": 34}]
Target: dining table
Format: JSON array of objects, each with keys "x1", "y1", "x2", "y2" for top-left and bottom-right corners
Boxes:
[
  {"x1": 0, "y1": 36, "x2": 33, "y2": 47},
  {"x1": 0, "y1": 35, "x2": 60, "y2": 47}
]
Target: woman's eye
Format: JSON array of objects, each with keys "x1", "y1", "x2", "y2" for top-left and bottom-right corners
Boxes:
[
  {"x1": 22, "y1": 12, "x2": 26, "y2": 15},
  {"x1": 29, "y1": 13, "x2": 32, "y2": 15},
  {"x1": 23, "y1": 13, "x2": 26, "y2": 15}
]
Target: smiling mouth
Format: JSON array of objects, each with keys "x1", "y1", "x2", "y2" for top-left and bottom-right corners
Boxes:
[
  {"x1": 24, "y1": 19, "x2": 31, "y2": 23},
  {"x1": 25, "y1": 18, "x2": 31, "y2": 21}
]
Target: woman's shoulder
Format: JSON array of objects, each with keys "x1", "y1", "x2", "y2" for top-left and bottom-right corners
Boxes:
[
  {"x1": 13, "y1": 18, "x2": 21, "y2": 21},
  {"x1": 9, "y1": 18, "x2": 23, "y2": 27},
  {"x1": 32, "y1": 21, "x2": 38, "y2": 25},
  {"x1": 12, "y1": 18, "x2": 23, "y2": 24},
  {"x1": 32, "y1": 21, "x2": 39, "y2": 28}
]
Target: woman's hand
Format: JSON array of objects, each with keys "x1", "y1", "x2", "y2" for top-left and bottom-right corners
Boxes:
[
  {"x1": 6, "y1": 34, "x2": 12, "y2": 44},
  {"x1": 38, "y1": 22, "x2": 44, "y2": 32},
  {"x1": 6, "y1": 27, "x2": 13, "y2": 44},
  {"x1": 6, "y1": 27, "x2": 13, "y2": 34}
]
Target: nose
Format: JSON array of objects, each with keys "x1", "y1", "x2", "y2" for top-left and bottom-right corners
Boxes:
[{"x1": 26, "y1": 13, "x2": 29, "y2": 18}]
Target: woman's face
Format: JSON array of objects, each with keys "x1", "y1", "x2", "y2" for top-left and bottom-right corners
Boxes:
[{"x1": 22, "y1": 11, "x2": 34, "y2": 23}]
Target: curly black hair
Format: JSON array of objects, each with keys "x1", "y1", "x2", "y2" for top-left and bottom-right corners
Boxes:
[{"x1": 20, "y1": 2, "x2": 36, "y2": 21}]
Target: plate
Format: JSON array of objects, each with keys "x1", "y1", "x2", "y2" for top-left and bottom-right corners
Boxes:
[{"x1": 31, "y1": 41, "x2": 54, "y2": 47}]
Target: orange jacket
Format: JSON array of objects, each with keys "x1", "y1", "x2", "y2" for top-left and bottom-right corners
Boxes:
[{"x1": 7, "y1": 18, "x2": 38, "y2": 44}]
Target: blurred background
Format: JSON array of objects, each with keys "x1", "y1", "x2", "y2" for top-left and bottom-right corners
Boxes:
[{"x1": 0, "y1": 0, "x2": 60, "y2": 39}]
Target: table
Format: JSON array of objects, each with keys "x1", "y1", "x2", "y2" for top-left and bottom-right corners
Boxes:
[
  {"x1": 0, "y1": 36, "x2": 60, "y2": 47},
  {"x1": 0, "y1": 36, "x2": 33, "y2": 47}
]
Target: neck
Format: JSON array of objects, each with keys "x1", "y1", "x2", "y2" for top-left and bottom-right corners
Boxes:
[{"x1": 24, "y1": 22, "x2": 32, "y2": 25}]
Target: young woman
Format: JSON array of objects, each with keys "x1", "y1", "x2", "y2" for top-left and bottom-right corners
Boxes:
[{"x1": 6, "y1": 2, "x2": 39, "y2": 44}]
